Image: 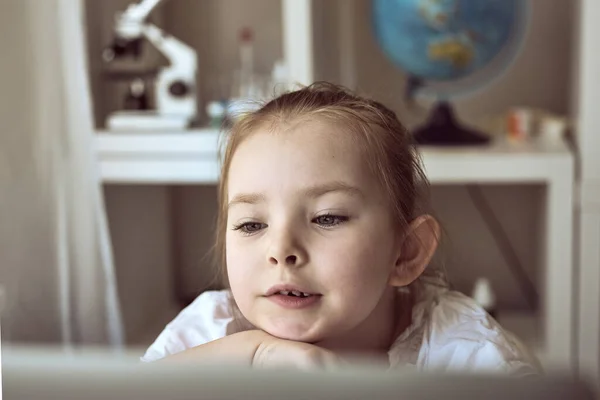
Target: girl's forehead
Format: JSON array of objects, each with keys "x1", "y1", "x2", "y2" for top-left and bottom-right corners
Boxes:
[
  {"x1": 227, "y1": 120, "x2": 377, "y2": 196},
  {"x1": 238, "y1": 120, "x2": 362, "y2": 162}
]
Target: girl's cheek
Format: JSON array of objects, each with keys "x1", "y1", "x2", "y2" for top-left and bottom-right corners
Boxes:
[{"x1": 227, "y1": 246, "x2": 261, "y2": 283}]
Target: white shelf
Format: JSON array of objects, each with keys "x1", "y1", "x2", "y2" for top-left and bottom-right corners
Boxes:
[
  {"x1": 96, "y1": 129, "x2": 221, "y2": 184},
  {"x1": 95, "y1": 130, "x2": 573, "y2": 185},
  {"x1": 422, "y1": 139, "x2": 573, "y2": 184}
]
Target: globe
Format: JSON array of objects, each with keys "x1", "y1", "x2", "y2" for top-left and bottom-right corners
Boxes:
[{"x1": 372, "y1": 0, "x2": 530, "y2": 146}]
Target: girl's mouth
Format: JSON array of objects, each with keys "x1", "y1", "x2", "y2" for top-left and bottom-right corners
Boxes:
[{"x1": 265, "y1": 284, "x2": 322, "y2": 309}]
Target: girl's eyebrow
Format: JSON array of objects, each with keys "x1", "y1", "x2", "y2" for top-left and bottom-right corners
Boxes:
[
  {"x1": 304, "y1": 181, "x2": 365, "y2": 199},
  {"x1": 228, "y1": 181, "x2": 364, "y2": 210},
  {"x1": 228, "y1": 193, "x2": 266, "y2": 209}
]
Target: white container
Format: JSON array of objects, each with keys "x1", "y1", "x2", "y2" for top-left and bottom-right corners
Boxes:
[{"x1": 539, "y1": 116, "x2": 566, "y2": 144}]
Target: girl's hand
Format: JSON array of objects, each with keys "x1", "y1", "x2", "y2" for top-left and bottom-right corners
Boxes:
[{"x1": 252, "y1": 336, "x2": 344, "y2": 371}]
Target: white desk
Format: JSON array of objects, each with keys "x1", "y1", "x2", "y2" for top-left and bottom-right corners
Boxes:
[{"x1": 96, "y1": 130, "x2": 575, "y2": 369}]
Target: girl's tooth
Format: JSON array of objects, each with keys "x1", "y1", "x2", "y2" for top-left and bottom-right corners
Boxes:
[{"x1": 276, "y1": 289, "x2": 313, "y2": 297}]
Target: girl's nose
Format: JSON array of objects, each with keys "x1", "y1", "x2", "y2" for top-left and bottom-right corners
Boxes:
[
  {"x1": 266, "y1": 229, "x2": 307, "y2": 267},
  {"x1": 269, "y1": 254, "x2": 298, "y2": 266}
]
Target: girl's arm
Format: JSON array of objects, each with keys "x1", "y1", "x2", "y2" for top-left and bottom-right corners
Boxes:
[
  {"x1": 161, "y1": 330, "x2": 269, "y2": 365},
  {"x1": 161, "y1": 329, "x2": 342, "y2": 370}
]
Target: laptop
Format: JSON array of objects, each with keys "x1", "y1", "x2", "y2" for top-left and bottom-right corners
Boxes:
[{"x1": 2, "y1": 346, "x2": 595, "y2": 400}]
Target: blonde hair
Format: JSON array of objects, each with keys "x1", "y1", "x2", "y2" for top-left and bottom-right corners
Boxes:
[{"x1": 214, "y1": 82, "x2": 445, "y2": 291}]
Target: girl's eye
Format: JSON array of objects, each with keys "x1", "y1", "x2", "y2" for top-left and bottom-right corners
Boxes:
[
  {"x1": 232, "y1": 222, "x2": 267, "y2": 235},
  {"x1": 313, "y1": 214, "x2": 349, "y2": 227}
]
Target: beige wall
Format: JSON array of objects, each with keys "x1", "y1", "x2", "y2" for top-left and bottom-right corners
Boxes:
[{"x1": 103, "y1": 185, "x2": 176, "y2": 345}]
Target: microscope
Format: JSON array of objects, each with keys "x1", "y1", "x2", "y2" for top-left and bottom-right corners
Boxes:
[{"x1": 103, "y1": 0, "x2": 198, "y2": 130}]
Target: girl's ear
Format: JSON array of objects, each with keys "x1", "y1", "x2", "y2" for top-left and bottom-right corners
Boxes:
[{"x1": 388, "y1": 215, "x2": 440, "y2": 287}]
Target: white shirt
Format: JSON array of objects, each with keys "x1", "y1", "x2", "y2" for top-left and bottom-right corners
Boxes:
[{"x1": 141, "y1": 284, "x2": 539, "y2": 375}]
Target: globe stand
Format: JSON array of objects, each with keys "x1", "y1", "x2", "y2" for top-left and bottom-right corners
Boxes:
[{"x1": 412, "y1": 101, "x2": 490, "y2": 146}]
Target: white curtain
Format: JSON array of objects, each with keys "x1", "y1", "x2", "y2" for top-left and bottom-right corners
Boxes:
[{"x1": 0, "y1": 0, "x2": 124, "y2": 348}]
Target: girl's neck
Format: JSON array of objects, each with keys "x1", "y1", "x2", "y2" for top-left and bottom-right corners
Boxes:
[{"x1": 315, "y1": 287, "x2": 413, "y2": 359}]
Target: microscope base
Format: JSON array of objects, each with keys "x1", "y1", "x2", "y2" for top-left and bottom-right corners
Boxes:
[{"x1": 106, "y1": 111, "x2": 193, "y2": 131}]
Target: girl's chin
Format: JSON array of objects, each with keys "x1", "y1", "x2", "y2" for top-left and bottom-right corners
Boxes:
[{"x1": 261, "y1": 324, "x2": 324, "y2": 343}]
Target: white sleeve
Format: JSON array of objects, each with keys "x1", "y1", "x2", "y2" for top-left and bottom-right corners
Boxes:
[
  {"x1": 414, "y1": 290, "x2": 541, "y2": 375},
  {"x1": 140, "y1": 290, "x2": 237, "y2": 362},
  {"x1": 422, "y1": 334, "x2": 540, "y2": 376}
]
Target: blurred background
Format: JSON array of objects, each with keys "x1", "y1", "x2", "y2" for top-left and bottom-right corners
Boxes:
[{"x1": 0, "y1": 0, "x2": 598, "y2": 383}]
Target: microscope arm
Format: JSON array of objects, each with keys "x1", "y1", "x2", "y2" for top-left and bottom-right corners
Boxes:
[
  {"x1": 122, "y1": 0, "x2": 162, "y2": 23},
  {"x1": 141, "y1": 24, "x2": 197, "y2": 72},
  {"x1": 114, "y1": 0, "x2": 163, "y2": 40},
  {"x1": 116, "y1": 0, "x2": 197, "y2": 71}
]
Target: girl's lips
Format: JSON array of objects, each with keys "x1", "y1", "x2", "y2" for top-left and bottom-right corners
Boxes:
[{"x1": 267, "y1": 293, "x2": 322, "y2": 309}]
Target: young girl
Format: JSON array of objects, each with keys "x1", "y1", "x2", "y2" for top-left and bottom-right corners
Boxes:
[{"x1": 142, "y1": 82, "x2": 539, "y2": 375}]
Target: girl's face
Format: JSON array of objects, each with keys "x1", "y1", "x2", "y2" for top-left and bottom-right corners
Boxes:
[{"x1": 226, "y1": 119, "x2": 401, "y2": 343}]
